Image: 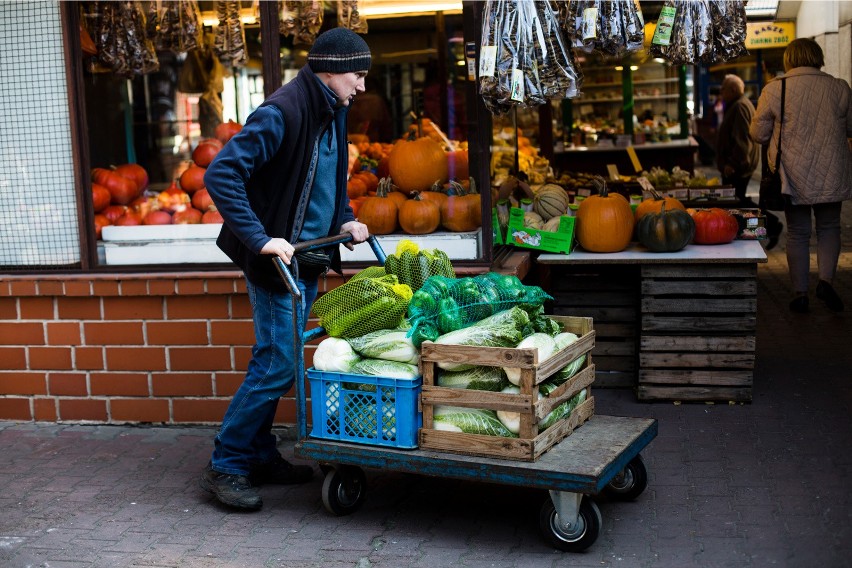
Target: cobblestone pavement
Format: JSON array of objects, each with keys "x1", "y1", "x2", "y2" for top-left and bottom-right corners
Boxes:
[{"x1": 1, "y1": 198, "x2": 850, "y2": 568}]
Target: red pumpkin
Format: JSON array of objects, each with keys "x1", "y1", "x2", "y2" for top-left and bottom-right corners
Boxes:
[
  {"x1": 92, "y1": 183, "x2": 111, "y2": 212},
  {"x1": 192, "y1": 139, "x2": 222, "y2": 167},
  {"x1": 113, "y1": 163, "x2": 149, "y2": 192},
  {"x1": 202, "y1": 206, "x2": 224, "y2": 224},
  {"x1": 191, "y1": 188, "x2": 214, "y2": 211},
  {"x1": 142, "y1": 210, "x2": 172, "y2": 225},
  {"x1": 92, "y1": 167, "x2": 139, "y2": 205},
  {"x1": 114, "y1": 211, "x2": 142, "y2": 226},
  {"x1": 173, "y1": 206, "x2": 203, "y2": 224},
  {"x1": 215, "y1": 120, "x2": 243, "y2": 144},
  {"x1": 179, "y1": 164, "x2": 206, "y2": 194},
  {"x1": 93, "y1": 214, "x2": 110, "y2": 239},
  {"x1": 691, "y1": 208, "x2": 739, "y2": 245},
  {"x1": 347, "y1": 177, "x2": 368, "y2": 199},
  {"x1": 102, "y1": 205, "x2": 128, "y2": 223}
]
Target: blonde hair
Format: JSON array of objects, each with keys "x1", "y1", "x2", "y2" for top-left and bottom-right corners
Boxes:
[
  {"x1": 784, "y1": 38, "x2": 824, "y2": 72},
  {"x1": 722, "y1": 74, "x2": 745, "y2": 96}
]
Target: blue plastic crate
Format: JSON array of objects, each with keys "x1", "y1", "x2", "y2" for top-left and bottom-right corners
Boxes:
[{"x1": 307, "y1": 368, "x2": 422, "y2": 449}]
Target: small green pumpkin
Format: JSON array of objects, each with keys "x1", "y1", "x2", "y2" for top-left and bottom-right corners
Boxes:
[{"x1": 637, "y1": 202, "x2": 695, "y2": 252}]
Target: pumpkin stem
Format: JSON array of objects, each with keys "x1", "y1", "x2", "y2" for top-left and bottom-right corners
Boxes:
[
  {"x1": 376, "y1": 177, "x2": 395, "y2": 198},
  {"x1": 468, "y1": 177, "x2": 479, "y2": 195},
  {"x1": 592, "y1": 176, "x2": 609, "y2": 198},
  {"x1": 446, "y1": 179, "x2": 468, "y2": 196},
  {"x1": 429, "y1": 180, "x2": 447, "y2": 194}
]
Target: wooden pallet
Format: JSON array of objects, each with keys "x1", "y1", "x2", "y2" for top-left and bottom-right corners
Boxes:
[
  {"x1": 546, "y1": 265, "x2": 639, "y2": 388},
  {"x1": 419, "y1": 315, "x2": 596, "y2": 461},
  {"x1": 638, "y1": 264, "x2": 756, "y2": 402}
]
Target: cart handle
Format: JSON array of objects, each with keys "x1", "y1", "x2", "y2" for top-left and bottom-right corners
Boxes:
[{"x1": 272, "y1": 233, "x2": 386, "y2": 298}]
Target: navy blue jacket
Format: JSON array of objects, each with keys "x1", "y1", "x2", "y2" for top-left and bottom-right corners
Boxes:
[{"x1": 205, "y1": 66, "x2": 355, "y2": 292}]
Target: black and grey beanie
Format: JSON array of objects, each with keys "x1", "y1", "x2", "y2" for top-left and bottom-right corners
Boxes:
[{"x1": 307, "y1": 28, "x2": 372, "y2": 74}]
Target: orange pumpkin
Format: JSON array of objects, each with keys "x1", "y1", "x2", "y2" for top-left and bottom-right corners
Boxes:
[
  {"x1": 358, "y1": 179, "x2": 399, "y2": 235},
  {"x1": 347, "y1": 177, "x2": 367, "y2": 199},
  {"x1": 634, "y1": 192, "x2": 686, "y2": 223},
  {"x1": 399, "y1": 193, "x2": 440, "y2": 235},
  {"x1": 440, "y1": 180, "x2": 480, "y2": 232},
  {"x1": 388, "y1": 136, "x2": 449, "y2": 195},
  {"x1": 419, "y1": 181, "x2": 449, "y2": 208},
  {"x1": 576, "y1": 179, "x2": 634, "y2": 253},
  {"x1": 447, "y1": 149, "x2": 469, "y2": 181}
]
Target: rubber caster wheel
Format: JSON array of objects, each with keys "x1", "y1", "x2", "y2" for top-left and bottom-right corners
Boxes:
[
  {"x1": 321, "y1": 466, "x2": 366, "y2": 516},
  {"x1": 539, "y1": 495, "x2": 602, "y2": 552},
  {"x1": 604, "y1": 455, "x2": 648, "y2": 501}
]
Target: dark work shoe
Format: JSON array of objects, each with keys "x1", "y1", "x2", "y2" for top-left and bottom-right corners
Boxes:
[
  {"x1": 249, "y1": 456, "x2": 313, "y2": 486},
  {"x1": 789, "y1": 295, "x2": 809, "y2": 313},
  {"x1": 816, "y1": 281, "x2": 844, "y2": 312},
  {"x1": 200, "y1": 463, "x2": 262, "y2": 511}
]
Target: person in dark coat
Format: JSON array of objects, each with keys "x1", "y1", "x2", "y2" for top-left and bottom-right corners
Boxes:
[{"x1": 199, "y1": 28, "x2": 372, "y2": 511}]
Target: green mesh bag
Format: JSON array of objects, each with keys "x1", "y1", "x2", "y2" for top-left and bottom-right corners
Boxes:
[
  {"x1": 312, "y1": 274, "x2": 413, "y2": 338},
  {"x1": 384, "y1": 239, "x2": 455, "y2": 291},
  {"x1": 405, "y1": 272, "x2": 553, "y2": 347},
  {"x1": 350, "y1": 265, "x2": 387, "y2": 281}
]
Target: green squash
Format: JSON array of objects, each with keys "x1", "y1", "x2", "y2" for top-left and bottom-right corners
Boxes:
[{"x1": 637, "y1": 202, "x2": 695, "y2": 252}]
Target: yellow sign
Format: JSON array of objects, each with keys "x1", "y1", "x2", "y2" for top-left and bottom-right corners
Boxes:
[
  {"x1": 746, "y1": 21, "x2": 796, "y2": 50},
  {"x1": 626, "y1": 146, "x2": 643, "y2": 173}
]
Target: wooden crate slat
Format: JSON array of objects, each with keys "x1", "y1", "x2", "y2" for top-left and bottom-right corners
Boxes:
[
  {"x1": 420, "y1": 342, "x2": 538, "y2": 369},
  {"x1": 535, "y1": 366, "x2": 595, "y2": 419},
  {"x1": 642, "y1": 298, "x2": 757, "y2": 313},
  {"x1": 639, "y1": 369, "x2": 753, "y2": 386},
  {"x1": 641, "y1": 264, "x2": 756, "y2": 278},
  {"x1": 641, "y1": 335, "x2": 756, "y2": 352},
  {"x1": 640, "y1": 352, "x2": 755, "y2": 368},
  {"x1": 553, "y1": 306, "x2": 638, "y2": 321},
  {"x1": 642, "y1": 315, "x2": 757, "y2": 332},
  {"x1": 420, "y1": 385, "x2": 534, "y2": 412},
  {"x1": 641, "y1": 280, "x2": 757, "y2": 296},
  {"x1": 637, "y1": 385, "x2": 752, "y2": 402},
  {"x1": 530, "y1": 397, "x2": 595, "y2": 460}
]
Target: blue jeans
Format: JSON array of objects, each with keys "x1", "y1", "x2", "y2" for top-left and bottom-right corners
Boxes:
[{"x1": 211, "y1": 277, "x2": 318, "y2": 476}]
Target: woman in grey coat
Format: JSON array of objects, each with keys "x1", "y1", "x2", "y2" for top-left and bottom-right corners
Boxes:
[{"x1": 750, "y1": 38, "x2": 852, "y2": 313}]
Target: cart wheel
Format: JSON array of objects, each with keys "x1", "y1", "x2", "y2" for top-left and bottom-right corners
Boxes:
[
  {"x1": 321, "y1": 466, "x2": 366, "y2": 516},
  {"x1": 319, "y1": 463, "x2": 334, "y2": 476},
  {"x1": 604, "y1": 455, "x2": 648, "y2": 501},
  {"x1": 539, "y1": 495, "x2": 602, "y2": 552}
]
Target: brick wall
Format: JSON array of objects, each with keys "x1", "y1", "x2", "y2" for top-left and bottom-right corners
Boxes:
[
  {"x1": 0, "y1": 270, "x2": 332, "y2": 426},
  {"x1": 0, "y1": 256, "x2": 529, "y2": 426}
]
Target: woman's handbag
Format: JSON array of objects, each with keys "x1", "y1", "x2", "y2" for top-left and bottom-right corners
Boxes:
[{"x1": 759, "y1": 78, "x2": 786, "y2": 211}]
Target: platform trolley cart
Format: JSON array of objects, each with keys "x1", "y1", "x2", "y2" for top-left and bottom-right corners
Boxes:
[{"x1": 275, "y1": 234, "x2": 657, "y2": 552}]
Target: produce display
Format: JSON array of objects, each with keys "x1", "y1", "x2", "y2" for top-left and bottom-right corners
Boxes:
[{"x1": 93, "y1": 122, "x2": 243, "y2": 238}]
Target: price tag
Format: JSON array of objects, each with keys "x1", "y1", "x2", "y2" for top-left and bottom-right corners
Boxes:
[
  {"x1": 606, "y1": 164, "x2": 621, "y2": 181},
  {"x1": 652, "y1": 6, "x2": 676, "y2": 46},
  {"x1": 626, "y1": 146, "x2": 643, "y2": 172},
  {"x1": 479, "y1": 46, "x2": 497, "y2": 77},
  {"x1": 636, "y1": 176, "x2": 655, "y2": 192},
  {"x1": 577, "y1": 188, "x2": 592, "y2": 197},
  {"x1": 510, "y1": 68, "x2": 525, "y2": 102},
  {"x1": 582, "y1": 8, "x2": 598, "y2": 40},
  {"x1": 465, "y1": 42, "x2": 477, "y2": 81}
]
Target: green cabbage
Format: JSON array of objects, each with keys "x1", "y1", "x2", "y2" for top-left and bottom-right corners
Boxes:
[
  {"x1": 505, "y1": 333, "x2": 557, "y2": 386},
  {"x1": 433, "y1": 307, "x2": 528, "y2": 371},
  {"x1": 539, "y1": 388, "x2": 588, "y2": 431},
  {"x1": 347, "y1": 329, "x2": 419, "y2": 365},
  {"x1": 436, "y1": 366, "x2": 509, "y2": 391},
  {"x1": 550, "y1": 332, "x2": 587, "y2": 384},
  {"x1": 350, "y1": 358, "x2": 419, "y2": 379},
  {"x1": 433, "y1": 406, "x2": 517, "y2": 437}
]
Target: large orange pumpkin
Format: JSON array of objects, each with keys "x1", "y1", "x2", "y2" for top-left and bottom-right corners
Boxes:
[
  {"x1": 576, "y1": 180, "x2": 634, "y2": 253},
  {"x1": 388, "y1": 136, "x2": 449, "y2": 195}
]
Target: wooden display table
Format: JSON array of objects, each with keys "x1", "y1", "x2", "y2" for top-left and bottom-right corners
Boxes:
[{"x1": 537, "y1": 240, "x2": 767, "y2": 402}]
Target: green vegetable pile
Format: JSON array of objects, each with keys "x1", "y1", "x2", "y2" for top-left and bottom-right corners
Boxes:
[
  {"x1": 384, "y1": 239, "x2": 455, "y2": 291},
  {"x1": 312, "y1": 272, "x2": 413, "y2": 338},
  {"x1": 406, "y1": 272, "x2": 553, "y2": 346}
]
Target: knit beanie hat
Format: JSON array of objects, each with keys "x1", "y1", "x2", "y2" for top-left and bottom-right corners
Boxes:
[{"x1": 308, "y1": 28, "x2": 372, "y2": 74}]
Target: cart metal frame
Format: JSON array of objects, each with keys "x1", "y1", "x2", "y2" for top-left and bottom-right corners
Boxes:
[{"x1": 274, "y1": 235, "x2": 657, "y2": 552}]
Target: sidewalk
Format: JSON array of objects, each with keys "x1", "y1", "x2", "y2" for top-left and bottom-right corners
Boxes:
[{"x1": 1, "y1": 203, "x2": 850, "y2": 567}]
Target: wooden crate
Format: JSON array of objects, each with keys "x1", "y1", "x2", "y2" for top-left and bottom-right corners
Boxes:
[
  {"x1": 638, "y1": 264, "x2": 756, "y2": 402},
  {"x1": 418, "y1": 315, "x2": 596, "y2": 462},
  {"x1": 546, "y1": 265, "x2": 639, "y2": 388}
]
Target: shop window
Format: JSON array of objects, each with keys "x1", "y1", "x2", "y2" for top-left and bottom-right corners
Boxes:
[{"x1": 0, "y1": 2, "x2": 81, "y2": 269}]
